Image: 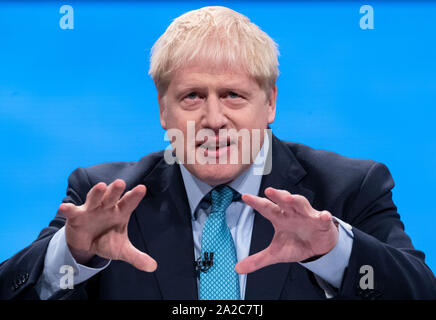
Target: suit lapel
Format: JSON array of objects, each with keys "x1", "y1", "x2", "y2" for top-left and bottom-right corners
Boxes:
[
  {"x1": 133, "y1": 160, "x2": 198, "y2": 299},
  {"x1": 245, "y1": 135, "x2": 315, "y2": 299}
]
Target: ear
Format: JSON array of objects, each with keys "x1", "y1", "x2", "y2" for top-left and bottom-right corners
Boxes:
[
  {"x1": 266, "y1": 84, "x2": 277, "y2": 124},
  {"x1": 158, "y1": 93, "x2": 167, "y2": 129}
]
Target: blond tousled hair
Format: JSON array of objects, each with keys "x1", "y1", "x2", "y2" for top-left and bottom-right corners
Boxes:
[{"x1": 149, "y1": 6, "x2": 279, "y2": 95}]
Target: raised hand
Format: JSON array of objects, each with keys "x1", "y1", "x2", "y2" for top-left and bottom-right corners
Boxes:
[
  {"x1": 235, "y1": 187, "x2": 338, "y2": 274},
  {"x1": 59, "y1": 179, "x2": 157, "y2": 273}
]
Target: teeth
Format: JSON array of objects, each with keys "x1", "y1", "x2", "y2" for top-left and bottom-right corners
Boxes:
[{"x1": 199, "y1": 141, "x2": 230, "y2": 149}]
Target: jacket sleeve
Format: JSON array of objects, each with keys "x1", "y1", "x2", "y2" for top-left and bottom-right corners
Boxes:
[
  {"x1": 0, "y1": 167, "x2": 93, "y2": 300},
  {"x1": 337, "y1": 162, "x2": 436, "y2": 299}
]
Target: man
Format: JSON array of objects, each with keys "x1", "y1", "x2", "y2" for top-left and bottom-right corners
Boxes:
[{"x1": 0, "y1": 6, "x2": 435, "y2": 300}]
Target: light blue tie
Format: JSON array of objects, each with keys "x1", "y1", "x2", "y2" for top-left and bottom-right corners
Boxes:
[{"x1": 199, "y1": 185, "x2": 240, "y2": 300}]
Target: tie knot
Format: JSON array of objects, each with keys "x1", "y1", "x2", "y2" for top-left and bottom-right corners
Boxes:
[{"x1": 210, "y1": 185, "x2": 240, "y2": 214}]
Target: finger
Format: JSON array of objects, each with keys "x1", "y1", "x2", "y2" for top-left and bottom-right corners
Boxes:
[
  {"x1": 241, "y1": 193, "x2": 281, "y2": 223},
  {"x1": 118, "y1": 185, "x2": 147, "y2": 214},
  {"x1": 101, "y1": 179, "x2": 126, "y2": 209},
  {"x1": 264, "y1": 187, "x2": 307, "y2": 215},
  {"x1": 235, "y1": 248, "x2": 276, "y2": 274},
  {"x1": 58, "y1": 202, "x2": 79, "y2": 219},
  {"x1": 85, "y1": 182, "x2": 107, "y2": 211},
  {"x1": 120, "y1": 242, "x2": 157, "y2": 273}
]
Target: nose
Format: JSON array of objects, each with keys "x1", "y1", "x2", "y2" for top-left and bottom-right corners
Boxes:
[{"x1": 201, "y1": 95, "x2": 228, "y2": 132}]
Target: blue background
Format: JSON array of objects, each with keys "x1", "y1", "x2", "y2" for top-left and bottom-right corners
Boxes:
[{"x1": 1, "y1": 1, "x2": 435, "y2": 272}]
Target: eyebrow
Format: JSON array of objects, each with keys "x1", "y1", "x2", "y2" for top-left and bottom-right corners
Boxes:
[
  {"x1": 220, "y1": 87, "x2": 251, "y2": 97},
  {"x1": 174, "y1": 84, "x2": 252, "y2": 97}
]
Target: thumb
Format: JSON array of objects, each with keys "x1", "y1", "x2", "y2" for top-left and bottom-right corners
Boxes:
[
  {"x1": 58, "y1": 202, "x2": 78, "y2": 219},
  {"x1": 235, "y1": 249, "x2": 274, "y2": 275},
  {"x1": 318, "y1": 210, "x2": 335, "y2": 231},
  {"x1": 120, "y1": 242, "x2": 158, "y2": 273}
]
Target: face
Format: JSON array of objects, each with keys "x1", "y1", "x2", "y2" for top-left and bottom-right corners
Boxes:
[{"x1": 158, "y1": 61, "x2": 277, "y2": 186}]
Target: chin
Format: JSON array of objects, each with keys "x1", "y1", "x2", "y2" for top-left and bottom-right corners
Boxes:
[{"x1": 186, "y1": 163, "x2": 249, "y2": 186}]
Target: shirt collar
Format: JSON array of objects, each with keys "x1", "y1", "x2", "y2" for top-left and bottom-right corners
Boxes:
[{"x1": 179, "y1": 132, "x2": 270, "y2": 220}]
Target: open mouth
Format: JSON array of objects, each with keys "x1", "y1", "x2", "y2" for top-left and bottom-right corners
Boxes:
[{"x1": 196, "y1": 136, "x2": 234, "y2": 158}]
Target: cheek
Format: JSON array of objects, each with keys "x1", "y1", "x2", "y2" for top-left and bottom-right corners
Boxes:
[
  {"x1": 166, "y1": 106, "x2": 203, "y2": 128},
  {"x1": 232, "y1": 106, "x2": 269, "y2": 129}
]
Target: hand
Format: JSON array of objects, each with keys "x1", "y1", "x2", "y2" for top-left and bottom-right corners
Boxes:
[
  {"x1": 59, "y1": 179, "x2": 157, "y2": 273},
  {"x1": 235, "y1": 187, "x2": 338, "y2": 274}
]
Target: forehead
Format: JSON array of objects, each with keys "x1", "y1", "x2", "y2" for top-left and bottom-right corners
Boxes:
[{"x1": 169, "y1": 60, "x2": 260, "y2": 91}]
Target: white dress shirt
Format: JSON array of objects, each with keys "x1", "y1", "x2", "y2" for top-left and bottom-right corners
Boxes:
[{"x1": 35, "y1": 134, "x2": 354, "y2": 299}]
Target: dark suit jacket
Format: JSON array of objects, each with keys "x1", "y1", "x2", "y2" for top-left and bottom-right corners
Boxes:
[{"x1": 1, "y1": 135, "x2": 435, "y2": 299}]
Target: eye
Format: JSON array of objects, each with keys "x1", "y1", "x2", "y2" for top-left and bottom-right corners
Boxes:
[
  {"x1": 185, "y1": 92, "x2": 199, "y2": 100},
  {"x1": 180, "y1": 91, "x2": 203, "y2": 109},
  {"x1": 227, "y1": 91, "x2": 240, "y2": 99}
]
